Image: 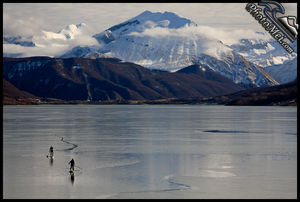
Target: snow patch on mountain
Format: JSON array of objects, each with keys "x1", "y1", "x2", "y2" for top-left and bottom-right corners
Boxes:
[{"x1": 4, "y1": 57, "x2": 52, "y2": 80}]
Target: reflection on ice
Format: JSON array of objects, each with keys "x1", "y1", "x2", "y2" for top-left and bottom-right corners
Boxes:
[
  {"x1": 70, "y1": 173, "x2": 75, "y2": 185},
  {"x1": 203, "y1": 130, "x2": 249, "y2": 134}
]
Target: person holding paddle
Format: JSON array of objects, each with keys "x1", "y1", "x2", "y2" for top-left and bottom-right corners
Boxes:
[{"x1": 69, "y1": 158, "x2": 75, "y2": 172}]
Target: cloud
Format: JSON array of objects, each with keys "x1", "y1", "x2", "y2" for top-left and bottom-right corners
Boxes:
[
  {"x1": 3, "y1": 23, "x2": 100, "y2": 57},
  {"x1": 4, "y1": 3, "x2": 297, "y2": 40},
  {"x1": 129, "y1": 24, "x2": 271, "y2": 45},
  {"x1": 4, "y1": 3, "x2": 297, "y2": 38},
  {"x1": 192, "y1": 26, "x2": 272, "y2": 45},
  {"x1": 3, "y1": 44, "x2": 69, "y2": 58},
  {"x1": 3, "y1": 3, "x2": 296, "y2": 58},
  {"x1": 3, "y1": 11, "x2": 46, "y2": 37},
  {"x1": 33, "y1": 23, "x2": 99, "y2": 46},
  {"x1": 3, "y1": 19, "x2": 272, "y2": 58}
]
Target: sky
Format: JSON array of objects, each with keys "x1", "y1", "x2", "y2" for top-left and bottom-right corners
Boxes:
[
  {"x1": 3, "y1": 3, "x2": 297, "y2": 57},
  {"x1": 4, "y1": 3, "x2": 297, "y2": 36}
]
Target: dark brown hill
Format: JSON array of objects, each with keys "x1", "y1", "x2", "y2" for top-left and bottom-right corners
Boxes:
[
  {"x1": 3, "y1": 79, "x2": 38, "y2": 104},
  {"x1": 224, "y1": 79, "x2": 297, "y2": 105},
  {"x1": 141, "y1": 79, "x2": 297, "y2": 106},
  {"x1": 3, "y1": 57, "x2": 244, "y2": 101}
]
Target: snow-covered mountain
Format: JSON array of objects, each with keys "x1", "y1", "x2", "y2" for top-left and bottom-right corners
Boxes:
[
  {"x1": 60, "y1": 46, "x2": 99, "y2": 58},
  {"x1": 229, "y1": 33, "x2": 297, "y2": 67},
  {"x1": 5, "y1": 10, "x2": 294, "y2": 88},
  {"x1": 190, "y1": 42, "x2": 279, "y2": 88},
  {"x1": 3, "y1": 36, "x2": 35, "y2": 47},
  {"x1": 93, "y1": 10, "x2": 196, "y2": 45},
  {"x1": 61, "y1": 11, "x2": 279, "y2": 88},
  {"x1": 229, "y1": 32, "x2": 297, "y2": 85},
  {"x1": 264, "y1": 57, "x2": 297, "y2": 84}
]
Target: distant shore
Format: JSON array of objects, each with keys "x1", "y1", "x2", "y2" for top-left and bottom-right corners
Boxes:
[
  {"x1": 3, "y1": 96, "x2": 297, "y2": 106},
  {"x1": 4, "y1": 79, "x2": 297, "y2": 106}
]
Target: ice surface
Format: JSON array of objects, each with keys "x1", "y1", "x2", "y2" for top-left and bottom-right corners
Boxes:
[{"x1": 3, "y1": 105, "x2": 297, "y2": 199}]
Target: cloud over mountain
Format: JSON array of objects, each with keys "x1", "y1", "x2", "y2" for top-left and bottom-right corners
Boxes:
[{"x1": 3, "y1": 23, "x2": 100, "y2": 58}]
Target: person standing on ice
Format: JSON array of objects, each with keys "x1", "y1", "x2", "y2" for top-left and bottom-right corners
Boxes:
[
  {"x1": 69, "y1": 158, "x2": 75, "y2": 172},
  {"x1": 49, "y1": 146, "x2": 54, "y2": 158}
]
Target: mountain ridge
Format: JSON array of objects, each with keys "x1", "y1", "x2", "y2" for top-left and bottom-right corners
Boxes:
[{"x1": 3, "y1": 56, "x2": 244, "y2": 102}]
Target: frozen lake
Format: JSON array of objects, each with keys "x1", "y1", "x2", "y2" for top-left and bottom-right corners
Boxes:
[{"x1": 3, "y1": 105, "x2": 297, "y2": 199}]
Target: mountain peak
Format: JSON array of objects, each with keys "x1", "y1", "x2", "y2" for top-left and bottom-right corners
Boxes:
[
  {"x1": 93, "y1": 10, "x2": 196, "y2": 45},
  {"x1": 61, "y1": 23, "x2": 86, "y2": 32},
  {"x1": 138, "y1": 10, "x2": 152, "y2": 15},
  {"x1": 76, "y1": 23, "x2": 86, "y2": 28},
  {"x1": 55, "y1": 23, "x2": 87, "y2": 39},
  {"x1": 130, "y1": 10, "x2": 196, "y2": 28}
]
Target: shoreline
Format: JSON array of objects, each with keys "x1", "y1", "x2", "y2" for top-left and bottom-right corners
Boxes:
[{"x1": 3, "y1": 98, "x2": 297, "y2": 106}]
